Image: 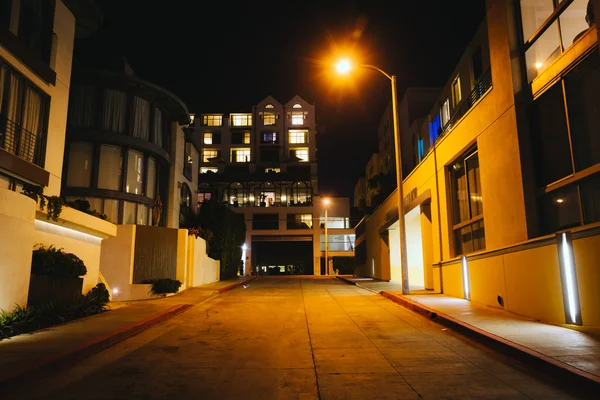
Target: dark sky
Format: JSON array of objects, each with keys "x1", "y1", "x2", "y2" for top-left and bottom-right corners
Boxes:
[{"x1": 77, "y1": 1, "x2": 486, "y2": 199}]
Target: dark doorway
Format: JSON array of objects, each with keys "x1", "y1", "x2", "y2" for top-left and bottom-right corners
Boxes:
[{"x1": 252, "y1": 241, "x2": 313, "y2": 275}]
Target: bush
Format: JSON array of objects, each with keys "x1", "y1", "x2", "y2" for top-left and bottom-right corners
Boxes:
[
  {"x1": 0, "y1": 283, "x2": 110, "y2": 340},
  {"x1": 65, "y1": 199, "x2": 109, "y2": 221},
  {"x1": 31, "y1": 245, "x2": 87, "y2": 278},
  {"x1": 147, "y1": 279, "x2": 182, "y2": 295}
]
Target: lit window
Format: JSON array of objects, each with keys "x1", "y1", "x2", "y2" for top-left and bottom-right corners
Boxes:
[
  {"x1": 230, "y1": 113, "x2": 252, "y2": 126},
  {"x1": 265, "y1": 168, "x2": 280, "y2": 173},
  {"x1": 293, "y1": 103, "x2": 302, "y2": 108},
  {"x1": 263, "y1": 112, "x2": 276, "y2": 125},
  {"x1": 286, "y1": 213, "x2": 312, "y2": 229},
  {"x1": 291, "y1": 111, "x2": 304, "y2": 125},
  {"x1": 203, "y1": 114, "x2": 222, "y2": 126},
  {"x1": 231, "y1": 148, "x2": 251, "y2": 163},
  {"x1": 203, "y1": 149, "x2": 219, "y2": 163},
  {"x1": 262, "y1": 132, "x2": 277, "y2": 144},
  {"x1": 204, "y1": 132, "x2": 213, "y2": 144},
  {"x1": 244, "y1": 131, "x2": 251, "y2": 144},
  {"x1": 200, "y1": 167, "x2": 218, "y2": 174},
  {"x1": 289, "y1": 129, "x2": 308, "y2": 144},
  {"x1": 451, "y1": 76, "x2": 461, "y2": 106},
  {"x1": 441, "y1": 99, "x2": 450, "y2": 127},
  {"x1": 265, "y1": 104, "x2": 274, "y2": 108},
  {"x1": 291, "y1": 148, "x2": 309, "y2": 162}
]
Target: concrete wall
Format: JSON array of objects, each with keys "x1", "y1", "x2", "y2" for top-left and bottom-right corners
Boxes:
[
  {"x1": 190, "y1": 236, "x2": 220, "y2": 286},
  {"x1": 99, "y1": 225, "x2": 136, "y2": 301}
]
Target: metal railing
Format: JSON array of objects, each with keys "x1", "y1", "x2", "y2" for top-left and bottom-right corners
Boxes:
[
  {"x1": 441, "y1": 70, "x2": 492, "y2": 134},
  {"x1": 0, "y1": 116, "x2": 45, "y2": 166}
]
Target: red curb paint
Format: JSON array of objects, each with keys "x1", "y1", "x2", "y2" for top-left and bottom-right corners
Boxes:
[
  {"x1": 217, "y1": 277, "x2": 257, "y2": 294},
  {"x1": 0, "y1": 303, "x2": 193, "y2": 388},
  {"x1": 381, "y1": 291, "x2": 600, "y2": 391}
]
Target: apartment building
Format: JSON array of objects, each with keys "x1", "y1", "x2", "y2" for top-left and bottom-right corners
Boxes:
[
  {"x1": 193, "y1": 95, "x2": 353, "y2": 275},
  {"x1": 356, "y1": 0, "x2": 600, "y2": 327},
  {"x1": 0, "y1": 0, "x2": 116, "y2": 311}
]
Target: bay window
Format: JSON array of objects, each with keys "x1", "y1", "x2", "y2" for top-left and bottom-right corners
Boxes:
[
  {"x1": 126, "y1": 150, "x2": 144, "y2": 195},
  {"x1": 98, "y1": 145, "x2": 122, "y2": 190},
  {"x1": 66, "y1": 142, "x2": 93, "y2": 188}
]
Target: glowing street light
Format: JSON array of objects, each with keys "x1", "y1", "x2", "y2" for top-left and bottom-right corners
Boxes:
[{"x1": 334, "y1": 58, "x2": 410, "y2": 294}]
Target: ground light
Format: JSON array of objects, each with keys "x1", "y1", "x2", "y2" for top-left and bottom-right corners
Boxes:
[
  {"x1": 462, "y1": 256, "x2": 470, "y2": 300},
  {"x1": 558, "y1": 233, "x2": 581, "y2": 325}
]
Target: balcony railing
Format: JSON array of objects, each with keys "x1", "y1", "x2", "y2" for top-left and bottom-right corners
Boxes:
[
  {"x1": 441, "y1": 69, "x2": 492, "y2": 134},
  {"x1": 0, "y1": 116, "x2": 45, "y2": 166}
]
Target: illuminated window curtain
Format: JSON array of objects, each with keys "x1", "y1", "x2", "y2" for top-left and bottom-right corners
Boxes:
[
  {"x1": 153, "y1": 107, "x2": 163, "y2": 148},
  {"x1": 104, "y1": 199, "x2": 119, "y2": 223},
  {"x1": 123, "y1": 201, "x2": 136, "y2": 224},
  {"x1": 98, "y1": 145, "x2": 122, "y2": 190},
  {"x1": 132, "y1": 96, "x2": 150, "y2": 141},
  {"x1": 137, "y1": 204, "x2": 148, "y2": 225},
  {"x1": 102, "y1": 89, "x2": 127, "y2": 133},
  {"x1": 454, "y1": 167, "x2": 469, "y2": 223},
  {"x1": 69, "y1": 85, "x2": 96, "y2": 128},
  {"x1": 467, "y1": 156, "x2": 483, "y2": 217},
  {"x1": 66, "y1": 142, "x2": 93, "y2": 188},
  {"x1": 126, "y1": 150, "x2": 144, "y2": 195},
  {"x1": 2, "y1": 71, "x2": 21, "y2": 155},
  {"x1": 20, "y1": 86, "x2": 42, "y2": 162}
]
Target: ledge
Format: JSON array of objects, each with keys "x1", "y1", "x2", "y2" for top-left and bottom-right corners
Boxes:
[{"x1": 35, "y1": 206, "x2": 117, "y2": 240}]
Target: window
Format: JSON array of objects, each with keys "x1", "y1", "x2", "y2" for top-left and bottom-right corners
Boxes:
[
  {"x1": 291, "y1": 111, "x2": 304, "y2": 125},
  {"x1": 202, "y1": 149, "x2": 220, "y2": 163},
  {"x1": 138, "y1": 204, "x2": 148, "y2": 225},
  {"x1": 98, "y1": 145, "x2": 122, "y2": 191},
  {"x1": 184, "y1": 141, "x2": 193, "y2": 181},
  {"x1": 104, "y1": 199, "x2": 119, "y2": 223},
  {"x1": 126, "y1": 150, "x2": 144, "y2": 195},
  {"x1": 153, "y1": 107, "x2": 166, "y2": 149},
  {"x1": 288, "y1": 181, "x2": 311, "y2": 205},
  {"x1": 265, "y1": 104, "x2": 274, "y2": 108},
  {"x1": 244, "y1": 131, "x2": 251, "y2": 144},
  {"x1": 231, "y1": 148, "x2": 250, "y2": 163},
  {"x1": 265, "y1": 167, "x2": 280, "y2": 173},
  {"x1": 132, "y1": 96, "x2": 150, "y2": 141},
  {"x1": 450, "y1": 148, "x2": 485, "y2": 256},
  {"x1": 287, "y1": 214, "x2": 312, "y2": 229},
  {"x1": 17, "y1": 0, "x2": 55, "y2": 63},
  {"x1": 0, "y1": 62, "x2": 49, "y2": 166},
  {"x1": 292, "y1": 103, "x2": 302, "y2": 108},
  {"x1": 102, "y1": 89, "x2": 127, "y2": 134},
  {"x1": 200, "y1": 167, "x2": 218, "y2": 174},
  {"x1": 147, "y1": 157, "x2": 156, "y2": 199},
  {"x1": 66, "y1": 142, "x2": 93, "y2": 188},
  {"x1": 289, "y1": 129, "x2": 308, "y2": 144},
  {"x1": 123, "y1": 201, "x2": 136, "y2": 224},
  {"x1": 180, "y1": 183, "x2": 192, "y2": 220},
  {"x1": 231, "y1": 131, "x2": 250, "y2": 144},
  {"x1": 472, "y1": 46, "x2": 484, "y2": 82},
  {"x1": 262, "y1": 132, "x2": 278, "y2": 144},
  {"x1": 203, "y1": 114, "x2": 222, "y2": 126},
  {"x1": 290, "y1": 148, "x2": 309, "y2": 162},
  {"x1": 263, "y1": 112, "x2": 276, "y2": 125},
  {"x1": 520, "y1": 0, "x2": 593, "y2": 82},
  {"x1": 441, "y1": 99, "x2": 450, "y2": 127},
  {"x1": 252, "y1": 213, "x2": 278, "y2": 230},
  {"x1": 68, "y1": 85, "x2": 97, "y2": 128},
  {"x1": 204, "y1": 132, "x2": 213, "y2": 144},
  {"x1": 451, "y1": 76, "x2": 462, "y2": 106},
  {"x1": 230, "y1": 113, "x2": 252, "y2": 126},
  {"x1": 530, "y1": 51, "x2": 600, "y2": 234}
]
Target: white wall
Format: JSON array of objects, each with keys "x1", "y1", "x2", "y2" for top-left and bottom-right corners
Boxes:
[
  {"x1": 191, "y1": 237, "x2": 220, "y2": 286},
  {"x1": 99, "y1": 225, "x2": 136, "y2": 301}
]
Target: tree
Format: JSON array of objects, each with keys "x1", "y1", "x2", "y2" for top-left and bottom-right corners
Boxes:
[{"x1": 368, "y1": 173, "x2": 396, "y2": 209}]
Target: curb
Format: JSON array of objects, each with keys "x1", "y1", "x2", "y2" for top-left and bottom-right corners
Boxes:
[
  {"x1": 335, "y1": 276, "x2": 379, "y2": 293},
  {"x1": 0, "y1": 303, "x2": 193, "y2": 388},
  {"x1": 216, "y1": 276, "x2": 257, "y2": 294},
  {"x1": 381, "y1": 291, "x2": 600, "y2": 392}
]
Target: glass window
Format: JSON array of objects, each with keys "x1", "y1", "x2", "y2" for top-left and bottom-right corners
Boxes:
[
  {"x1": 98, "y1": 145, "x2": 122, "y2": 191},
  {"x1": 525, "y1": 21, "x2": 561, "y2": 82},
  {"x1": 66, "y1": 142, "x2": 93, "y2": 188},
  {"x1": 289, "y1": 129, "x2": 308, "y2": 144},
  {"x1": 541, "y1": 184, "x2": 581, "y2": 233},
  {"x1": 559, "y1": 0, "x2": 593, "y2": 47},
  {"x1": 68, "y1": 85, "x2": 96, "y2": 128},
  {"x1": 581, "y1": 174, "x2": 600, "y2": 225},
  {"x1": 451, "y1": 149, "x2": 485, "y2": 256},
  {"x1": 104, "y1": 199, "x2": 119, "y2": 223},
  {"x1": 153, "y1": 108, "x2": 164, "y2": 148},
  {"x1": 123, "y1": 201, "x2": 136, "y2": 224},
  {"x1": 147, "y1": 157, "x2": 156, "y2": 199},
  {"x1": 102, "y1": 89, "x2": 127, "y2": 134},
  {"x1": 441, "y1": 99, "x2": 450, "y2": 127},
  {"x1": 451, "y1": 76, "x2": 461, "y2": 106},
  {"x1": 203, "y1": 114, "x2": 222, "y2": 126},
  {"x1": 292, "y1": 103, "x2": 302, "y2": 108},
  {"x1": 204, "y1": 132, "x2": 213, "y2": 144},
  {"x1": 200, "y1": 167, "x2": 218, "y2": 174},
  {"x1": 262, "y1": 132, "x2": 278, "y2": 144},
  {"x1": 291, "y1": 112, "x2": 304, "y2": 125},
  {"x1": 137, "y1": 204, "x2": 148, "y2": 225},
  {"x1": 519, "y1": 0, "x2": 555, "y2": 42},
  {"x1": 265, "y1": 104, "x2": 274, "y2": 109},
  {"x1": 244, "y1": 131, "x2": 251, "y2": 144},
  {"x1": 286, "y1": 214, "x2": 312, "y2": 229},
  {"x1": 230, "y1": 114, "x2": 252, "y2": 126},
  {"x1": 202, "y1": 149, "x2": 220, "y2": 163},
  {"x1": 126, "y1": 150, "x2": 144, "y2": 195},
  {"x1": 263, "y1": 112, "x2": 276, "y2": 125},
  {"x1": 231, "y1": 148, "x2": 250, "y2": 163},
  {"x1": 180, "y1": 183, "x2": 192, "y2": 217},
  {"x1": 530, "y1": 84, "x2": 572, "y2": 186},
  {"x1": 132, "y1": 96, "x2": 150, "y2": 141},
  {"x1": 184, "y1": 141, "x2": 193, "y2": 180},
  {"x1": 291, "y1": 148, "x2": 309, "y2": 162}
]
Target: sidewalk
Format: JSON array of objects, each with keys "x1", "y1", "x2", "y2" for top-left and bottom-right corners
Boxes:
[
  {"x1": 337, "y1": 275, "x2": 600, "y2": 389},
  {"x1": 0, "y1": 276, "x2": 254, "y2": 385}
]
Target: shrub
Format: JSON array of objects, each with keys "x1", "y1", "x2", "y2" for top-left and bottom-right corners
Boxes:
[
  {"x1": 148, "y1": 279, "x2": 182, "y2": 295},
  {"x1": 65, "y1": 199, "x2": 109, "y2": 221},
  {"x1": 0, "y1": 284, "x2": 110, "y2": 340},
  {"x1": 31, "y1": 245, "x2": 87, "y2": 278}
]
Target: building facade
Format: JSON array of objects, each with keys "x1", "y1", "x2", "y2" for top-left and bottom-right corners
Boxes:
[
  {"x1": 357, "y1": 0, "x2": 600, "y2": 327},
  {"x1": 0, "y1": 0, "x2": 116, "y2": 311},
  {"x1": 193, "y1": 95, "x2": 353, "y2": 275},
  {"x1": 61, "y1": 66, "x2": 195, "y2": 228}
]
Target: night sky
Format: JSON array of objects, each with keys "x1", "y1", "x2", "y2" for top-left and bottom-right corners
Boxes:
[{"x1": 76, "y1": 1, "x2": 486, "y2": 199}]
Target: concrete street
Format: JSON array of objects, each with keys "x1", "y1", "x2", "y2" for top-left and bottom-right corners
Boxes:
[{"x1": 14, "y1": 277, "x2": 581, "y2": 399}]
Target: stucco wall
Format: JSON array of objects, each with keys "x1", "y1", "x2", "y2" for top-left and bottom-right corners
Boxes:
[
  {"x1": 99, "y1": 225, "x2": 136, "y2": 301},
  {"x1": 190, "y1": 237, "x2": 220, "y2": 286}
]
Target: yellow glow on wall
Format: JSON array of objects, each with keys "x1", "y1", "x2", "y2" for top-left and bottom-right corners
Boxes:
[{"x1": 35, "y1": 220, "x2": 103, "y2": 246}]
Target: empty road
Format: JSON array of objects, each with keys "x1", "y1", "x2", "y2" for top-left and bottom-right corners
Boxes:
[{"x1": 15, "y1": 277, "x2": 579, "y2": 399}]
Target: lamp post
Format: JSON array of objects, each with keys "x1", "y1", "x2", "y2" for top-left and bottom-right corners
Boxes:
[
  {"x1": 323, "y1": 197, "x2": 330, "y2": 275},
  {"x1": 336, "y1": 59, "x2": 410, "y2": 294}
]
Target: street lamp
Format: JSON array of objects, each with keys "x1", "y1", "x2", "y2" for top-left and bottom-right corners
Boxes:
[
  {"x1": 335, "y1": 58, "x2": 410, "y2": 294},
  {"x1": 323, "y1": 197, "x2": 330, "y2": 275}
]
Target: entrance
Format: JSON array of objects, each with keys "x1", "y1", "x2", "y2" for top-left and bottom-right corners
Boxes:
[{"x1": 252, "y1": 240, "x2": 314, "y2": 275}]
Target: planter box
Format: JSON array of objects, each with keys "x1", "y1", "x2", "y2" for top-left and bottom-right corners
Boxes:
[{"x1": 27, "y1": 275, "x2": 84, "y2": 307}]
